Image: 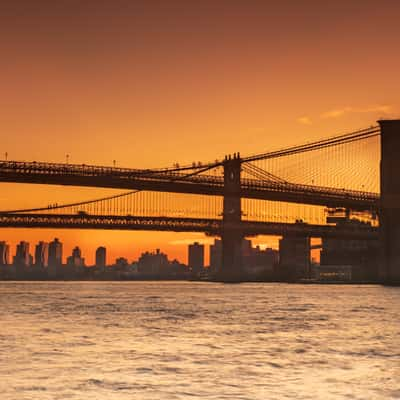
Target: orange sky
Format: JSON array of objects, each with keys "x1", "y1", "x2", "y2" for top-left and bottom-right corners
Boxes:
[{"x1": 0, "y1": 0, "x2": 399, "y2": 265}]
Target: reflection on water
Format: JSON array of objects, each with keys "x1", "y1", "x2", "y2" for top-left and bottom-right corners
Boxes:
[{"x1": 0, "y1": 282, "x2": 399, "y2": 399}]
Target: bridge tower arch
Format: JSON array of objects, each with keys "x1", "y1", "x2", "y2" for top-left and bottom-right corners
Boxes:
[
  {"x1": 379, "y1": 119, "x2": 400, "y2": 284},
  {"x1": 218, "y1": 153, "x2": 244, "y2": 281}
]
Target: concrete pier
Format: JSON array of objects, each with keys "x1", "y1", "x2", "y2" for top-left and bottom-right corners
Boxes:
[
  {"x1": 379, "y1": 119, "x2": 400, "y2": 284},
  {"x1": 219, "y1": 154, "x2": 243, "y2": 282}
]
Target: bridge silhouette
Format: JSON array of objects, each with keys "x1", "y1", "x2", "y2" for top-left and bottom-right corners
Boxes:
[{"x1": 1, "y1": 121, "x2": 397, "y2": 283}]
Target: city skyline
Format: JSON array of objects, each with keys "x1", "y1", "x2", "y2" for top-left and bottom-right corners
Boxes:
[
  {"x1": 0, "y1": 236, "x2": 279, "y2": 267},
  {"x1": 0, "y1": 227, "x2": 379, "y2": 284}
]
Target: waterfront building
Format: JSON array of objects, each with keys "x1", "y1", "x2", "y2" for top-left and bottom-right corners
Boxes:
[
  {"x1": 14, "y1": 241, "x2": 31, "y2": 268},
  {"x1": 244, "y1": 245, "x2": 279, "y2": 278},
  {"x1": 320, "y1": 236, "x2": 379, "y2": 281},
  {"x1": 114, "y1": 257, "x2": 129, "y2": 270},
  {"x1": 0, "y1": 241, "x2": 10, "y2": 266},
  {"x1": 137, "y1": 249, "x2": 169, "y2": 276},
  {"x1": 35, "y1": 241, "x2": 49, "y2": 269},
  {"x1": 279, "y1": 235, "x2": 311, "y2": 280},
  {"x1": 67, "y1": 246, "x2": 85, "y2": 268},
  {"x1": 210, "y1": 239, "x2": 222, "y2": 272},
  {"x1": 48, "y1": 238, "x2": 63, "y2": 277},
  {"x1": 95, "y1": 246, "x2": 107, "y2": 270},
  {"x1": 188, "y1": 242, "x2": 204, "y2": 273}
]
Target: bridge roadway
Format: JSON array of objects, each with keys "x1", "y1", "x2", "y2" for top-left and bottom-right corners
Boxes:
[
  {"x1": 0, "y1": 213, "x2": 378, "y2": 240},
  {"x1": 0, "y1": 161, "x2": 378, "y2": 211}
]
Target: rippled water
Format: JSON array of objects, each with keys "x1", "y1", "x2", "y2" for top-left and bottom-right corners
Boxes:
[{"x1": 0, "y1": 282, "x2": 399, "y2": 399}]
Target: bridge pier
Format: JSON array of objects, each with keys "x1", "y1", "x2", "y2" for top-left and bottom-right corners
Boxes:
[
  {"x1": 217, "y1": 154, "x2": 244, "y2": 282},
  {"x1": 379, "y1": 119, "x2": 400, "y2": 284}
]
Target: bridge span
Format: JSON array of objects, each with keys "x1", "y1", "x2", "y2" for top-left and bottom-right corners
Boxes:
[
  {"x1": 0, "y1": 160, "x2": 378, "y2": 211},
  {"x1": 0, "y1": 212, "x2": 378, "y2": 240}
]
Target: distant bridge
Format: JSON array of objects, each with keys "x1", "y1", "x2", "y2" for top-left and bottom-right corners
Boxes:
[{"x1": 0, "y1": 213, "x2": 378, "y2": 240}]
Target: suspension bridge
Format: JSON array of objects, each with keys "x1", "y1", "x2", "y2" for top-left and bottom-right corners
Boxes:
[{"x1": 0, "y1": 120, "x2": 399, "y2": 283}]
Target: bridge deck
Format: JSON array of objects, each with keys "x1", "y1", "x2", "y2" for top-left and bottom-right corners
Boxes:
[
  {"x1": 0, "y1": 161, "x2": 379, "y2": 211},
  {"x1": 0, "y1": 213, "x2": 378, "y2": 239}
]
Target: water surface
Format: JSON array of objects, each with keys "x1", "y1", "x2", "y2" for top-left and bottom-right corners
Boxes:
[{"x1": 0, "y1": 282, "x2": 399, "y2": 399}]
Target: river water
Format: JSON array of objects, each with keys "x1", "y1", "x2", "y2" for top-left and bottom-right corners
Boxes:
[{"x1": 0, "y1": 282, "x2": 399, "y2": 400}]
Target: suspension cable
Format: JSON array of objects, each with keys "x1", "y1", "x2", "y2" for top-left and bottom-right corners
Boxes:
[
  {"x1": 243, "y1": 126, "x2": 380, "y2": 163},
  {"x1": 0, "y1": 163, "x2": 222, "y2": 214}
]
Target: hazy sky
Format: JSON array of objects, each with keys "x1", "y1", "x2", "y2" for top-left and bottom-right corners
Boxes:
[{"x1": 1, "y1": 0, "x2": 399, "y2": 264}]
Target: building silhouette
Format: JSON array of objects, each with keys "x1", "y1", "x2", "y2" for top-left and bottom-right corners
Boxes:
[
  {"x1": 48, "y1": 238, "x2": 63, "y2": 277},
  {"x1": 95, "y1": 246, "x2": 107, "y2": 270},
  {"x1": 244, "y1": 245, "x2": 279, "y2": 278},
  {"x1": 14, "y1": 241, "x2": 31, "y2": 267},
  {"x1": 67, "y1": 246, "x2": 85, "y2": 268},
  {"x1": 0, "y1": 241, "x2": 10, "y2": 266},
  {"x1": 210, "y1": 239, "x2": 222, "y2": 272},
  {"x1": 241, "y1": 239, "x2": 253, "y2": 267},
  {"x1": 188, "y1": 242, "x2": 204, "y2": 274},
  {"x1": 320, "y1": 236, "x2": 379, "y2": 281},
  {"x1": 279, "y1": 235, "x2": 310, "y2": 280},
  {"x1": 114, "y1": 257, "x2": 129, "y2": 270},
  {"x1": 137, "y1": 249, "x2": 169, "y2": 276},
  {"x1": 34, "y1": 241, "x2": 49, "y2": 269},
  {"x1": 13, "y1": 241, "x2": 32, "y2": 277}
]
